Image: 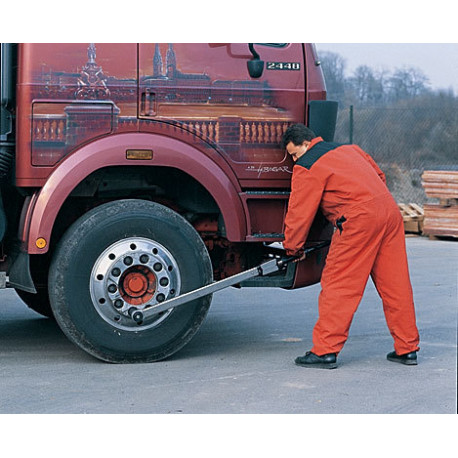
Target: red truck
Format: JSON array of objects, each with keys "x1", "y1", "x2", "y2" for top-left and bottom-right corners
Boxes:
[{"x1": 0, "y1": 43, "x2": 337, "y2": 362}]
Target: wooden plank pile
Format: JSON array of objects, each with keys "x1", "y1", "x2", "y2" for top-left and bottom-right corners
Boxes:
[
  {"x1": 421, "y1": 171, "x2": 458, "y2": 238},
  {"x1": 398, "y1": 203, "x2": 424, "y2": 234}
]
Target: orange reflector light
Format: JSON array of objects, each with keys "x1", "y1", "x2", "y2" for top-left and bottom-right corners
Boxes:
[
  {"x1": 36, "y1": 238, "x2": 47, "y2": 249},
  {"x1": 126, "y1": 149, "x2": 153, "y2": 160}
]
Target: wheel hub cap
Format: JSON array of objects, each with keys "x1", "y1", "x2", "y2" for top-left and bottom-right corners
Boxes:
[{"x1": 120, "y1": 266, "x2": 156, "y2": 304}]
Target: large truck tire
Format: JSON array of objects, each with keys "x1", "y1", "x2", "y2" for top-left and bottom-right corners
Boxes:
[{"x1": 48, "y1": 199, "x2": 213, "y2": 363}]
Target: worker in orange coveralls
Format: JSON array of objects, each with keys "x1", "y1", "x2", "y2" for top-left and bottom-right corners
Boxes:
[{"x1": 282, "y1": 124, "x2": 420, "y2": 369}]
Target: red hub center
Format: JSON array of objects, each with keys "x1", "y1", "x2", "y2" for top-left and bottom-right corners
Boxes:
[{"x1": 119, "y1": 266, "x2": 156, "y2": 306}]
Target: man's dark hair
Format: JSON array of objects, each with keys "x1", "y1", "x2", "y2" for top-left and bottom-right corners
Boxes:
[{"x1": 281, "y1": 124, "x2": 316, "y2": 149}]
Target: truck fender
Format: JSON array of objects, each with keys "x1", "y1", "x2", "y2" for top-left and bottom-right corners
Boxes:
[{"x1": 25, "y1": 132, "x2": 246, "y2": 254}]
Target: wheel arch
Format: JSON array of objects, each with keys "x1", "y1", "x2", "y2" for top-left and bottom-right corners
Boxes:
[{"x1": 25, "y1": 132, "x2": 247, "y2": 254}]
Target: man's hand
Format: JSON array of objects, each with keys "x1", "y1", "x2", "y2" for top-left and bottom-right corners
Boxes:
[{"x1": 293, "y1": 252, "x2": 306, "y2": 263}]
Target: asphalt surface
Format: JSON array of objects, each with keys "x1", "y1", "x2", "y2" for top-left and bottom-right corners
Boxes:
[{"x1": 0, "y1": 236, "x2": 456, "y2": 414}]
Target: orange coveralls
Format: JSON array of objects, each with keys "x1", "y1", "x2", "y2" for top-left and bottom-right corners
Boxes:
[{"x1": 283, "y1": 137, "x2": 420, "y2": 356}]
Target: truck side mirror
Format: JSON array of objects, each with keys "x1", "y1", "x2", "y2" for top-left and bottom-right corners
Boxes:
[{"x1": 247, "y1": 43, "x2": 264, "y2": 78}]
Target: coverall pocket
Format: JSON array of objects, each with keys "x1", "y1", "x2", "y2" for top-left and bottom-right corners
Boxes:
[{"x1": 336, "y1": 216, "x2": 347, "y2": 234}]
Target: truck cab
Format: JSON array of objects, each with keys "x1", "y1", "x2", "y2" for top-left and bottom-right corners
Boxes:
[{"x1": 0, "y1": 43, "x2": 337, "y2": 362}]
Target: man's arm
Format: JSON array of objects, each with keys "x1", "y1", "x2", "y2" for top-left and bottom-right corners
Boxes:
[{"x1": 283, "y1": 167, "x2": 324, "y2": 256}]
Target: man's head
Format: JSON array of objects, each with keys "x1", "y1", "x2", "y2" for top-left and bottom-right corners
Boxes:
[{"x1": 281, "y1": 124, "x2": 317, "y2": 162}]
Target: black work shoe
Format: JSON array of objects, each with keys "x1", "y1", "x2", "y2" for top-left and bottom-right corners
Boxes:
[
  {"x1": 295, "y1": 351, "x2": 337, "y2": 369},
  {"x1": 387, "y1": 351, "x2": 418, "y2": 365}
]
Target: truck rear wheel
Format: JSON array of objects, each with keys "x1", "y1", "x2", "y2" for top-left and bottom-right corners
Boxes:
[{"x1": 48, "y1": 199, "x2": 213, "y2": 363}]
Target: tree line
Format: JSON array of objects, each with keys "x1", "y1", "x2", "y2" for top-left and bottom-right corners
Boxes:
[
  {"x1": 318, "y1": 51, "x2": 457, "y2": 203},
  {"x1": 319, "y1": 50, "x2": 455, "y2": 107},
  {"x1": 319, "y1": 51, "x2": 457, "y2": 167}
]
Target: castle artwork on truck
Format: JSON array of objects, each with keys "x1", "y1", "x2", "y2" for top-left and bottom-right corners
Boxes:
[{"x1": 20, "y1": 43, "x2": 308, "y2": 179}]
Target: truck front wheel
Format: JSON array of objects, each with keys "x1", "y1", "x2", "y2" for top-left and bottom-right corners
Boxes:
[{"x1": 48, "y1": 199, "x2": 213, "y2": 363}]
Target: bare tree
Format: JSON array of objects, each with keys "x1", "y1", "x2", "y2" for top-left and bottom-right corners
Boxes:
[
  {"x1": 319, "y1": 51, "x2": 347, "y2": 102},
  {"x1": 387, "y1": 67, "x2": 431, "y2": 101},
  {"x1": 349, "y1": 65, "x2": 387, "y2": 105}
]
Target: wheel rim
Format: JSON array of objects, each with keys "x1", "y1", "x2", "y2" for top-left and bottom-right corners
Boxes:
[{"x1": 90, "y1": 237, "x2": 181, "y2": 331}]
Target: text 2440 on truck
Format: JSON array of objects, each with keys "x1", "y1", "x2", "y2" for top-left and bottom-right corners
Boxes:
[{"x1": 0, "y1": 43, "x2": 337, "y2": 362}]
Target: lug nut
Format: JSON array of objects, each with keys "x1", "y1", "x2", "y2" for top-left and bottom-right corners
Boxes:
[
  {"x1": 153, "y1": 262, "x2": 162, "y2": 272},
  {"x1": 159, "y1": 277, "x2": 169, "y2": 287},
  {"x1": 124, "y1": 256, "x2": 133, "y2": 266},
  {"x1": 108, "y1": 284, "x2": 118, "y2": 293},
  {"x1": 114, "y1": 299, "x2": 124, "y2": 309},
  {"x1": 112, "y1": 267, "x2": 121, "y2": 277},
  {"x1": 132, "y1": 311, "x2": 143, "y2": 324},
  {"x1": 156, "y1": 293, "x2": 165, "y2": 302},
  {"x1": 140, "y1": 254, "x2": 149, "y2": 264},
  {"x1": 128, "y1": 307, "x2": 143, "y2": 324}
]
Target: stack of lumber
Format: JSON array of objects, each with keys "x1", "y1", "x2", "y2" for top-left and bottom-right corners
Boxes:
[
  {"x1": 421, "y1": 171, "x2": 458, "y2": 201},
  {"x1": 421, "y1": 171, "x2": 458, "y2": 238},
  {"x1": 398, "y1": 203, "x2": 424, "y2": 234}
]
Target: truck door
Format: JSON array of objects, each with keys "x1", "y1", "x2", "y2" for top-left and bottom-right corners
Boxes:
[{"x1": 138, "y1": 43, "x2": 305, "y2": 187}]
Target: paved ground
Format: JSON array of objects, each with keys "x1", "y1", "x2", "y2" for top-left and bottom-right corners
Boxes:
[{"x1": 0, "y1": 236, "x2": 456, "y2": 414}]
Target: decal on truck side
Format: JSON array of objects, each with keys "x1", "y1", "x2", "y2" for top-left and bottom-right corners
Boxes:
[
  {"x1": 28, "y1": 44, "x2": 297, "y2": 174},
  {"x1": 266, "y1": 62, "x2": 301, "y2": 71}
]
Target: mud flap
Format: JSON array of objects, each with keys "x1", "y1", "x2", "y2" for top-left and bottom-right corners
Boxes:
[
  {"x1": 8, "y1": 251, "x2": 37, "y2": 293},
  {"x1": 308, "y1": 100, "x2": 338, "y2": 142}
]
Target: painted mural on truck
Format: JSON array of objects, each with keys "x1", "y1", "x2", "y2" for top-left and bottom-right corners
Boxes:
[{"x1": 28, "y1": 43, "x2": 297, "y2": 171}]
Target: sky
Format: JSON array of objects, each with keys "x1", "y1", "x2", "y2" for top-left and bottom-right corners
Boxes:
[
  {"x1": 315, "y1": 43, "x2": 458, "y2": 93},
  {"x1": 1, "y1": 4, "x2": 457, "y2": 94}
]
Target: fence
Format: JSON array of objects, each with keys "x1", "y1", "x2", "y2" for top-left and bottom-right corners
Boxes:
[{"x1": 333, "y1": 105, "x2": 458, "y2": 204}]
